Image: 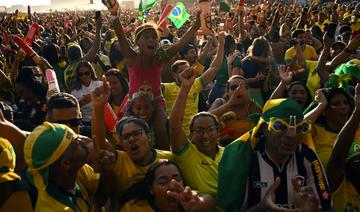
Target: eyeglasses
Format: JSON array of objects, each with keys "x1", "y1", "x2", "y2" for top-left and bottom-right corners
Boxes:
[
  {"x1": 192, "y1": 126, "x2": 218, "y2": 136},
  {"x1": 78, "y1": 71, "x2": 91, "y2": 77},
  {"x1": 266, "y1": 116, "x2": 311, "y2": 135},
  {"x1": 55, "y1": 118, "x2": 82, "y2": 127},
  {"x1": 121, "y1": 129, "x2": 143, "y2": 142}
]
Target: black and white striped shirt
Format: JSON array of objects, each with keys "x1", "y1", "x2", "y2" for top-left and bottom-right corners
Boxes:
[{"x1": 243, "y1": 141, "x2": 331, "y2": 210}]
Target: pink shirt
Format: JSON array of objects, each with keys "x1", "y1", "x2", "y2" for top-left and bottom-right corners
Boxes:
[{"x1": 128, "y1": 56, "x2": 162, "y2": 98}]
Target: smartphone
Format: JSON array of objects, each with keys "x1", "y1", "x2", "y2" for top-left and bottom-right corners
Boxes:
[
  {"x1": 95, "y1": 11, "x2": 101, "y2": 20},
  {"x1": 326, "y1": 23, "x2": 337, "y2": 38}
]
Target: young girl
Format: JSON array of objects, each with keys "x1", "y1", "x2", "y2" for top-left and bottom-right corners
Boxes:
[
  {"x1": 103, "y1": 1, "x2": 201, "y2": 149},
  {"x1": 126, "y1": 91, "x2": 157, "y2": 147}
]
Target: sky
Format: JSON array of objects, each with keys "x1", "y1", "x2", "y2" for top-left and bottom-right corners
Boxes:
[{"x1": 0, "y1": 0, "x2": 51, "y2": 7}]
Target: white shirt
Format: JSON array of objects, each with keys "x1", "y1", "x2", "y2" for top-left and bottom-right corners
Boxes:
[{"x1": 71, "y1": 80, "x2": 103, "y2": 122}]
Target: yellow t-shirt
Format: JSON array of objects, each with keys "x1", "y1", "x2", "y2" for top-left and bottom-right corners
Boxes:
[
  {"x1": 113, "y1": 149, "x2": 173, "y2": 211},
  {"x1": 120, "y1": 200, "x2": 182, "y2": 212},
  {"x1": 284, "y1": 45, "x2": 318, "y2": 69},
  {"x1": 120, "y1": 200, "x2": 154, "y2": 212},
  {"x1": 305, "y1": 60, "x2": 321, "y2": 99},
  {"x1": 0, "y1": 191, "x2": 33, "y2": 212},
  {"x1": 332, "y1": 179, "x2": 360, "y2": 211},
  {"x1": 34, "y1": 164, "x2": 100, "y2": 212},
  {"x1": 163, "y1": 77, "x2": 204, "y2": 136},
  {"x1": 314, "y1": 126, "x2": 360, "y2": 168},
  {"x1": 173, "y1": 143, "x2": 224, "y2": 197}
]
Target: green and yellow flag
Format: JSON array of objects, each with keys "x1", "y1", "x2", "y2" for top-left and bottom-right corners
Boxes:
[
  {"x1": 138, "y1": 0, "x2": 159, "y2": 20},
  {"x1": 167, "y1": 2, "x2": 190, "y2": 29}
]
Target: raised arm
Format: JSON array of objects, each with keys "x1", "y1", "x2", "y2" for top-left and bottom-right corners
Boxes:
[
  {"x1": 165, "y1": 11, "x2": 201, "y2": 60},
  {"x1": 0, "y1": 103, "x2": 28, "y2": 168},
  {"x1": 200, "y1": 32, "x2": 225, "y2": 86},
  {"x1": 169, "y1": 70, "x2": 196, "y2": 152},
  {"x1": 327, "y1": 84, "x2": 360, "y2": 192},
  {"x1": 327, "y1": 33, "x2": 360, "y2": 72},
  {"x1": 83, "y1": 18, "x2": 102, "y2": 62},
  {"x1": 237, "y1": 7, "x2": 247, "y2": 41},
  {"x1": 304, "y1": 89, "x2": 327, "y2": 124},
  {"x1": 0, "y1": 69, "x2": 12, "y2": 88},
  {"x1": 315, "y1": 32, "x2": 333, "y2": 85},
  {"x1": 91, "y1": 76, "x2": 114, "y2": 152},
  {"x1": 209, "y1": 83, "x2": 248, "y2": 118},
  {"x1": 270, "y1": 65, "x2": 293, "y2": 100},
  {"x1": 9, "y1": 50, "x2": 25, "y2": 84},
  {"x1": 198, "y1": 36, "x2": 214, "y2": 66}
]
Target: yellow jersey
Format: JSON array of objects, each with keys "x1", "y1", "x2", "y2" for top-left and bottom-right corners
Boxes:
[
  {"x1": 332, "y1": 179, "x2": 360, "y2": 211},
  {"x1": 113, "y1": 149, "x2": 173, "y2": 211},
  {"x1": 163, "y1": 77, "x2": 204, "y2": 136},
  {"x1": 173, "y1": 143, "x2": 223, "y2": 197},
  {"x1": 284, "y1": 45, "x2": 318, "y2": 69},
  {"x1": 314, "y1": 126, "x2": 360, "y2": 168},
  {"x1": 305, "y1": 60, "x2": 321, "y2": 99},
  {"x1": 34, "y1": 164, "x2": 100, "y2": 212}
]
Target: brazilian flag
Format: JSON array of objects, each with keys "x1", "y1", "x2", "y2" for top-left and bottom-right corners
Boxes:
[
  {"x1": 138, "y1": 0, "x2": 159, "y2": 20},
  {"x1": 167, "y1": 2, "x2": 190, "y2": 29}
]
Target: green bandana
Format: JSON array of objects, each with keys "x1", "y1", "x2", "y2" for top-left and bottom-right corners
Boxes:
[{"x1": 24, "y1": 122, "x2": 75, "y2": 191}]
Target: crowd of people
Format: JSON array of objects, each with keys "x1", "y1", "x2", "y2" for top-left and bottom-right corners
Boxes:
[{"x1": 0, "y1": 0, "x2": 360, "y2": 211}]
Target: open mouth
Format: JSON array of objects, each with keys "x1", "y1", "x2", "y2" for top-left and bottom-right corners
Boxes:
[
  {"x1": 166, "y1": 196, "x2": 178, "y2": 207},
  {"x1": 130, "y1": 144, "x2": 140, "y2": 154}
]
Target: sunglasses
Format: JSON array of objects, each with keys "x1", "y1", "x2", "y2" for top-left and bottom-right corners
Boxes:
[
  {"x1": 78, "y1": 71, "x2": 91, "y2": 77},
  {"x1": 229, "y1": 84, "x2": 248, "y2": 91},
  {"x1": 267, "y1": 116, "x2": 311, "y2": 135},
  {"x1": 55, "y1": 118, "x2": 82, "y2": 127}
]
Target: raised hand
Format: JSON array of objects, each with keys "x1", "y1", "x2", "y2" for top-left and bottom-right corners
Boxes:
[
  {"x1": 166, "y1": 179, "x2": 201, "y2": 211},
  {"x1": 314, "y1": 89, "x2": 327, "y2": 107},
  {"x1": 14, "y1": 50, "x2": 26, "y2": 63},
  {"x1": 291, "y1": 178, "x2": 319, "y2": 212},
  {"x1": 259, "y1": 177, "x2": 298, "y2": 212},
  {"x1": 218, "y1": 31, "x2": 226, "y2": 45},
  {"x1": 228, "y1": 83, "x2": 249, "y2": 106},
  {"x1": 91, "y1": 76, "x2": 111, "y2": 107},
  {"x1": 179, "y1": 68, "x2": 196, "y2": 89},
  {"x1": 279, "y1": 64, "x2": 293, "y2": 85},
  {"x1": 347, "y1": 32, "x2": 360, "y2": 51}
]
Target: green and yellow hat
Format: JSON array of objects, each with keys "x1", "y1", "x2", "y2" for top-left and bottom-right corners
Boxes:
[
  {"x1": 246, "y1": 98, "x2": 314, "y2": 149},
  {"x1": 0, "y1": 138, "x2": 21, "y2": 183},
  {"x1": 24, "y1": 122, "x2": 76, "y2": 191}
]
